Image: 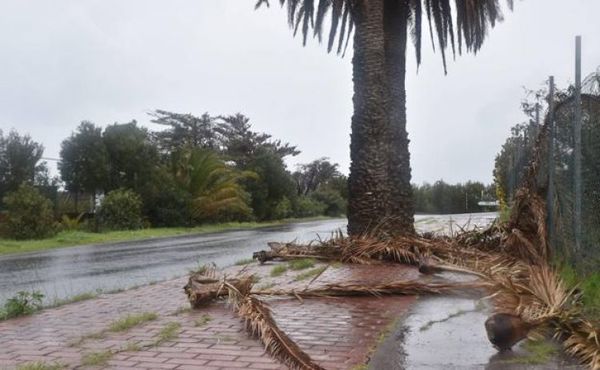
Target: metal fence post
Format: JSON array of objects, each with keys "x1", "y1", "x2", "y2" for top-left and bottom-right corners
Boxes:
[
  {"x1": 547, "y1": 76, "x2": 556, "y2": 248},
  {"x1": 574, "y1": 35, "x2": 583, "y2": 255}
]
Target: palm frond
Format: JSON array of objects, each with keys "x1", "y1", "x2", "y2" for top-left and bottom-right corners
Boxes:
[
  {"x1": 257, "y1": 0, "x2": 512, "y2": 71},
  {"x1": 258, "y1": 280, "x2": 485, "y2": 298},
  {"x1": 225, "y1": 282, "x2": 326, "y2": 370}
]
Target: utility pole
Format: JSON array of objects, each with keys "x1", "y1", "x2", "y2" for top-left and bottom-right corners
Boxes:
[
  {"x1": 574, "y1": 35, "x2": 583, "y2": 254},
  {"x1": 547, "y1": 76, "x2": 556, "y2": 247}
]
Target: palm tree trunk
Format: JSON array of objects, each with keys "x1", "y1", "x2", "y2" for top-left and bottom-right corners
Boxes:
[
  {"x1": 383, "y1": 0, "x2": 415, "y2": 234},
  {"x1": 348, "y1": 0, "x2": 391, "y2": 236}
]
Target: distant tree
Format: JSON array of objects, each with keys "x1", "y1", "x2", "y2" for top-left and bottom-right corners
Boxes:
[
  {"x1": 150, "y1": 110, "x2": 219, "y2": 154},
  {"x1": 293, "y1": 158, "x2": 341, "y2": 196},
  {"x1": 59, "y1": 121, "x2": 109, "y2": 202},
  {"x1": 138, "y1": 165, "x2": 192, "y2": 227},
  {"x1": 173, "y1": 148, "x2": 256, "y2": 223},
  {"x1": 0, "y1": 130, "x2": 46, "y2": 201},
  {"x1": 413, "y1": 180, "x2": 492, "y2": 214},
  {"x1": 244, "y1": 149, "x2": 297, "y2": 220},
  {"x1": 216, "y1": 113, "x2": 299, "y2": 167},
  {"x1": 103, "y1": 121, "x2": 160, "y2": 192},
  {"x1": 310, "y1": 190, "x2": 346, "y2": 217}
]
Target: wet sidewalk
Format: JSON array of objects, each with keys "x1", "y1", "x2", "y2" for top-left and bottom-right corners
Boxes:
[{"x1": 0, "y1": 262, "x2": 418, "y2": 370}]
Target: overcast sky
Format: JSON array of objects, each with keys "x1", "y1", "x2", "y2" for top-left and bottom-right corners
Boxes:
[{"x1": 1, "y1": 0, "x2": 599, "y2": 184}]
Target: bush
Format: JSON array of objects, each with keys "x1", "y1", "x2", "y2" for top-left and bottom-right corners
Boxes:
[
  {"x1": 3, "y1": 184, "x2": 56, "y2": 240},
  {"x1": 97, "y1": 189, "x2": 143, "y2": 231},
  {"x1": 0, "y1": 291, "x2": 44, "y2": 320},
  {"x1": 310, "y1": 190, "x2": 346, "y2": 217},
  {"x1": 272, "y1": 197, "x2": 293, "y2": 219},
  {"x1": 293, "y1": 196, "x2": 326, "y2": 218}
]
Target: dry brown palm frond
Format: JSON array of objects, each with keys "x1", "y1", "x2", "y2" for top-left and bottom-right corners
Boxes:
[
  {"x1": 257, "y1": 280, "x2": 486, "y2": 298},
  {"x1": 184, "y1": 271, "x2": 254, "y2": 308},
  {"x1": 225, "y1": 282, "x2": 325, "y2": 370},
  {"x1": 560, "y1": 320, "x2": 600, "y2": 370}
]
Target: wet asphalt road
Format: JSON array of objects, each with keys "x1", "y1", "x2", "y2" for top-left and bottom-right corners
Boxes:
[
  {"x1": 0, "y1": 213, "x2": 497, "y2": 306},
  {"x1": 0, "y1": 219, "x2": 346, "y2": 305}
]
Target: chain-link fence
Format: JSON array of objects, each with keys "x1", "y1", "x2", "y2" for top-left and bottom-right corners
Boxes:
[
  {"x1": 497, "y1": 57, "x2": 600, "y2": 273},
  {"x1": 549, "y1": 72, "x2": 600, "y2": 272}
]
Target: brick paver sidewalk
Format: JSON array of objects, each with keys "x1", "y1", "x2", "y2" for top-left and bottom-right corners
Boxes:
[{"x1": 0, "y1": 263, "x2": 418, "y2": 370}]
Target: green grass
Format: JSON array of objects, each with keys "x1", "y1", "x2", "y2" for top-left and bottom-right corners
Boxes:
[
  {"x1": 155, "y1": 322, "x2": 181, "y2": 344},
  {"x1": 560, "y1": 264, "x2": 600, "y2": 318},
  {"x1": 270, "y1": 265, "x2": 288, "y2": 277},
  {"x1": 0, "y1": 217, "x2": 334, "y2": 256},
  {"x1": 235, "y1": 258, "x2": 254, "y2": 266},
  {"x1": 50, "y1": 292, "x2": 97, "y2": 307},
  {"x1": 288, "y1": 258, "x2": 315, "y2": 271},
  {"x1": 122, "y1": 341, "x2": 141, "y2": 352},
  {"x1": 109, "y1": 312, "x2": 158, "y2": 332},
  {"x1": 502, "y1": 340, "x2": 557, "y2": 365},
  {"x1": 294, "y1": 266, "x2": 327, "y2": 281},
  {"x1": 174, "y1": 306, "x2": 192, "y2": 315},
  {"x1": 81, "y1": 350, "x2": 113, "y2": 367},
  {"x1": 16, "y1": 362, "x2": 65, "y2": 370},
  {"x1": 194, "y1": 314, "x2": 212, "y2": 327}
]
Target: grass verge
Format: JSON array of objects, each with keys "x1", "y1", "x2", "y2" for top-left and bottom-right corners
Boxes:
[{"x1": 0, "y1": 216, "x2": 335, "y2": 256}]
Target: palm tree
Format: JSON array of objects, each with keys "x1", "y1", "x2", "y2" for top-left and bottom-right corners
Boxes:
[
  {"x1": 173, "y1": 148, "x2": 257, "y2": 222},
  {"x1": 257, "y1": 0, "x2": 512, "y2": 236}
]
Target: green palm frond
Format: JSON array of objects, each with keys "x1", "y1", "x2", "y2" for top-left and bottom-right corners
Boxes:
[
  {"x1": 256, "y1": 0, "x2": 512, "y2": 71},
  {"x1": 174, "y1": 148, "x2": 257, "y2": 221}
]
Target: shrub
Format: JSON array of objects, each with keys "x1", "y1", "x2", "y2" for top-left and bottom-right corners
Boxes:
[
  {"x1": 273, "y1": 197, "x2": 293, "y2": 219},
  {"x1": 0, "y1": 291, "x2": 44, "y2": 320},
  {"x1": 3, "y1": 184, "x2": 56, "y2": 240},
  {"x1": 97, "y1": 189, "x2": 143, "y2": 231},
  {"x1": 59, "y1": 213, "x2": 85, "y2": 231},
  {"x1": 293, "y1": 196, "x2": 326, "y2": 218},
  {"x1": 310, "y1": 190, "x2": 346, "y2": 217}
]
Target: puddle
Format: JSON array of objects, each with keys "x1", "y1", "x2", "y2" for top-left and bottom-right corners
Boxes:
[{"x1": 368, "y1": 272, "x2": 584, "y2": 369}]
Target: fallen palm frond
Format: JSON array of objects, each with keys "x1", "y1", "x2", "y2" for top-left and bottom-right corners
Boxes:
[
  {"x1": 257, "y1": 280, "x2": 486, "y2": 298},
  {"x1": 183, "y1": 265, "x2": 254, "y2": 307},
  {"x1": 560, "y1": 320, "x2": 600, "y2": 370},
  {"x1": 224, "y1": 281, "x2": 325, "y2": 370}
]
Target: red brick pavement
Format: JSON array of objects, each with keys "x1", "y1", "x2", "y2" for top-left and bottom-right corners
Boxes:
[{"x1": 0, "y1": 263, "x2": 417, "y2": 370}]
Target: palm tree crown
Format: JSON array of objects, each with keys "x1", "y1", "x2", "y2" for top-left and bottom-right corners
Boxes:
[{"x1": 257, "y1": 0, "x2": 513, "y2": 72}]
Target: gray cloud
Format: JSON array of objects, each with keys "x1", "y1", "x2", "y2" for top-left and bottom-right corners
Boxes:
[{"x1": 0, "y1": 0, "x2": 599, "y2": 184}]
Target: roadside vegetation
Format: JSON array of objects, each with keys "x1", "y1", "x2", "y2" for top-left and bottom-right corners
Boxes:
[
  {"x1": 0, "y1": 291, "x2": 43, "y2": 320},
  {"x1": 0, "y1": 122, "x2": 348, "y2": 254},
  {"x1": 560, "y1": 265, "x2": 600, "y2": 318},
  {"x1": 0, "y1": 217, "x2": 330, "y2": 256}
]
